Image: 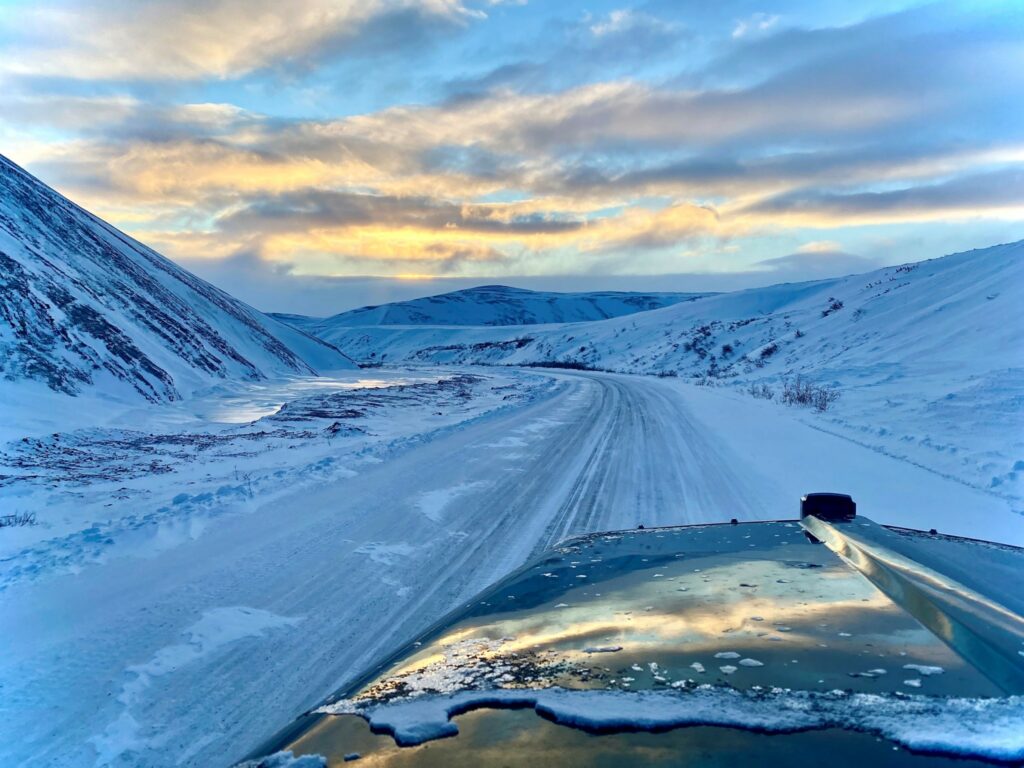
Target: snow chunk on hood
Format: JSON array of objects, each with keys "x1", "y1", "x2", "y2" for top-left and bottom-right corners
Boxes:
[
  {"x1": 320, "y1": 686, "x2": 1024, "y2": 761},
  {"x1": 237, "y1": 750, "x2": 326, "y2": 767}
]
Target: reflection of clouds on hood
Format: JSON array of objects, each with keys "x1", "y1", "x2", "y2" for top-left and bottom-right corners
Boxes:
[
  {"x1": 382, "y1": 553, "x2": 898, "y2": 687},
  {"x1": 2, "y1": 0, "x2": 1022, "y2": 293}
]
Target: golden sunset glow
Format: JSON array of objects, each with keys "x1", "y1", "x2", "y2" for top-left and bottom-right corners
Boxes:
[{"x1": 2, "y1": 0, "x2": 1021, "y2": 311}]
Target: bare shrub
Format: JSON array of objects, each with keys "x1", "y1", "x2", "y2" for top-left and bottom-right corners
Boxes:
[
  {"x1": 747, "y1": 383, "x2": 774, "y2": 400},
  {"x1": 813, "y1": 386, "x2": 841, "y2": 411},
  {"x1": 780, "y1": 375, "x2": 841, "y2": 411},
  {"x1": 821, "y1": 298, "x2": 845, "y2": 317},
  {"x1": 521, "y1": 359, "x2": 599, "y2": 371},
  {"x1": 0, "y1": 512, "x2": 37, "y2": 528}
]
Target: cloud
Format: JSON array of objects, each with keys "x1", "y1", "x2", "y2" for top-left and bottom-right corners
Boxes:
[
  {"x1": 732, "y1": 12, "x2": 779, "y2": 40},
  {"x1": 755, "y1": 248, "x2": 880, "y2": 277},
  {"x1": 0, "y1": 0, "x2": 483, "y2": 81},
  {"x1": 443, "y1": 7, "x2": 687, "y2": 97},
  {"x1": 14, "y1": 5, "x2": 1021, "y2": 180},
  {"x1": 587, "y1": 202, "x2": 725, "y2": 251},
  {"x1": 743, "y1": 168, "x2": 1024, "y2": 223},
  {"x1": 589, "y1": 9, "x2": 679, "y2": 39},
  {"x1": 218, "y1": 190, "x2": 584, "y2": 236},
  {"x1": 796, "y1": 240, "x2": 843, "y2": 253}
]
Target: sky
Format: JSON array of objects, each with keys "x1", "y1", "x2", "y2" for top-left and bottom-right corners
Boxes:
[{"x1": 1, "y1": 0, "x2": 1022, "y2": 314}]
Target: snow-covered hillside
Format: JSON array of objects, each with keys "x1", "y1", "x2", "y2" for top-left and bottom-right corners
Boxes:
[
  {"x1": 276, "y1": 285, "x2": 706, "y2": 338},
  {"x1": 0, "y1": 155, "x2": 356, "y2": 404},
  {"x1": 321, "y1": 242, "x2": 1024, "y2": 499},
  {"x1": 323, "y1": 244, "x2": 1020, "y2": 374}
]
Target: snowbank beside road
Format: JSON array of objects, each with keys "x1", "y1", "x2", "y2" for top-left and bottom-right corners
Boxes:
[
  {"x1": 662, "y1": 379, "x2": 1023, "y2": 545},
  {"x1": 0, "y1": 369, "x2": 556, "y2": 589}
]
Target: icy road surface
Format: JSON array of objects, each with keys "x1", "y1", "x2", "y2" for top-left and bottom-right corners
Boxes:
[{"x1": 0, "y1": 370, "x2": 1018, "y2": 767}]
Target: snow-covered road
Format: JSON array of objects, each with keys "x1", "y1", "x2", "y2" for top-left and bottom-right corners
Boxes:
[{"x1": 1, "y1": 370, "x2": 1018, "y2": 767}]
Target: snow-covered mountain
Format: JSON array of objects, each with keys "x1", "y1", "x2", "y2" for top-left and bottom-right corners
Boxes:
[
  {"x1": 318, "y1": 241, "x2": 1024, "y2": 498},
  {"x1": 322, "y1": 242, "x2": 1021, "y2": 378},
  {"x1": 274, "y1": 285, "x2": 706, "y2": 340},
  {"x1": 0, "y1": 155, "x2": 356, "y2": 403}
]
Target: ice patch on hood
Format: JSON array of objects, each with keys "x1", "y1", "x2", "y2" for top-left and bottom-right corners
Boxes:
[
  {"x1": 320, "y1": 686, "x2": 1024, "y2": 761},
  {"x1": 236, "y1": 749, "x2": 327, "y2": 767},
  {"x1": 903, "y1": 664, "x2": 944, "y2": 676}
]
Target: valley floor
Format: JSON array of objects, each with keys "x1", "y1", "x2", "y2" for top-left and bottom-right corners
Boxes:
[{"x1": 0, "y1": 368, "x2": 1019, "y2": 767}]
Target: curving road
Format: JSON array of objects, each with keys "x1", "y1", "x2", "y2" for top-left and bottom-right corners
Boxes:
[{"x1": 4, "y1": 369, "x2": 1010, "y2": 767}]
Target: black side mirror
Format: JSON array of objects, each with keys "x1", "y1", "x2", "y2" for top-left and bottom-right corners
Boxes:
[{"x1": 800, "y1": 492, "x2": 856, "y2": 521}]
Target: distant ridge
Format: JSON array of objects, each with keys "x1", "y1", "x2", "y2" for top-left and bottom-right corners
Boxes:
[{"x1": 272, "y1": 284, "x2": 708, "y2": 343}]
